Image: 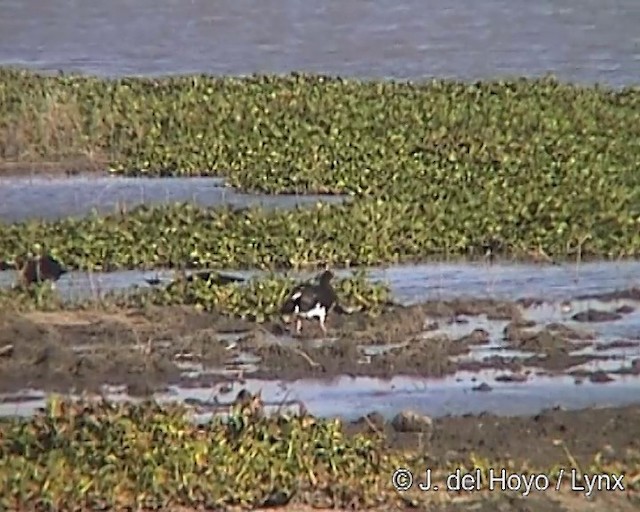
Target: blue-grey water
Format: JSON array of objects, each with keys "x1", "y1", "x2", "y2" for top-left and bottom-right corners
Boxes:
[
  {"x1": 0, "y1": 176, "x2": 347, "y2": 222},
  {"x1": 3, "y1": 260, "x2": 640, "y2": 305},
  {"x1": 0, "y1": 0, "x2": 639, "y2": 86},
  {"x1": 3, "y1": 372, "x2": 639, "y2": 420}
]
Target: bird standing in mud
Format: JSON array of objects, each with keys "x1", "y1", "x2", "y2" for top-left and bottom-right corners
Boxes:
[
  {"x1": 13, "y1": 252, "x2": 68, "y2": 287},
  {"x1": 281, "y1": 269, "x2": 338, "y2": 336}
]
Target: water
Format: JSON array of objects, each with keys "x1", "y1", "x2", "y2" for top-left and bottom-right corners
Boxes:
[
  {"x1": 3, "y1": 371, "x2": 639, "y2": 420},
  {"x1": 2, "y1": 260, "x2": 640, "y2": 304},
  {"x1": 2, "y1": 261, "x2": 640, "y2": 419},
  {"x1": 369, "y1": 261, "x2": 640, "y2": 304},
  {"x1": 434, "y1": 299, "x2": 640, "y2": 366},
  {"x1": 522, "y1": 299, "x2": 640, "y2": 341},
  {"x1": 0, "y1": 0, "x2": 639, "y2": 87},
  {"x1": 0, "y1": 176, "x2": 347, "y2": 222}
]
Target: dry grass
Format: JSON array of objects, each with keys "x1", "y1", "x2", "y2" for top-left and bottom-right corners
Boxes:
[{"x1": 0, "y1": 92, "x2": 108, "y2": 174}]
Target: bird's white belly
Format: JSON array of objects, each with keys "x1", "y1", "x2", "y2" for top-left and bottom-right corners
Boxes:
[{"x1": 295, "y1": 303, "x2": 326, "y2": 321}]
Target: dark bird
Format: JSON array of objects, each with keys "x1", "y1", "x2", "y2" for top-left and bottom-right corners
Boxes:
[
  {"x1": 481, "y1": 237, "x2": 504, "y2": 264},
  {"x1": 229, "y1": 389, "x2": 265, "y2": 419},
  {"x1": 186, "y1": 270, "x2": 245, "y2": 286},
  {"x1": 14, "y1": 253, "x2": 67, "y2": 286},
  {"x1": 145, "y1": 270, "x2": 245, "y2": 287},
  {"x1": 281, "y1": 269, "x2": 338, "y2": 336},
  {"x1": 144, "y1": 276, "x2": 165, "y2": 286}
]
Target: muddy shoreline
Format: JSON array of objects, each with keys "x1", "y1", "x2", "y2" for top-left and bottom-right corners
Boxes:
[
  {"x1": 347, "y1": 403, "x2": 640, "y2": 467},
  {"x1": 0, "y1": 287, "x2": 639, "y2": 511},
  {"x1": 1, "y1": 290, "x2": 639, "y2": 395},
  {"x1": 350, "y1": 404, "x2": 640, "y2": 511}
]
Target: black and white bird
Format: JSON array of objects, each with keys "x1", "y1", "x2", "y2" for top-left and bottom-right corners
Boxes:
[
  {"x1": 280, "y1": 269, "x2": 338, "y2": 336},
  {"x1": 14, "y1": 253, "x2": 68, "y2": 286}
]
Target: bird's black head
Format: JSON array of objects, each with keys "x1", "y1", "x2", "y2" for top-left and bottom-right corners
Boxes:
[
  {"x1": 318, "y1": 269, "x2": 334, "y2": 286},
  {"x1": 235, "y1": 389, "x2": 253, "y2": 405}
]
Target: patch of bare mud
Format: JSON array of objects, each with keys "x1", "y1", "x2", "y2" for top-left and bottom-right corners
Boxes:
[
  {"x1": 0, "y1": 307, "x2": 237, "y2": 394},
  {"x1": 346, "y1": 404, "x2": 640, "y2": 469},
  {"x1": 0, "y1": 294, "x2": 638, "y2": 393}
]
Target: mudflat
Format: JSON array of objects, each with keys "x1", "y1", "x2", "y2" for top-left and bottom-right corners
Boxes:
[
  {"x1": 2, "y1": 293, "x2": 638, "y2": 395},
  {"x1": 1, "y1": 289, "x2": 638, "y2": 511}
]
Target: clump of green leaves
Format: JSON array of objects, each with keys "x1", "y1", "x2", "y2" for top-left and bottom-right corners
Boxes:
[
  {"x1": 0, "y1": 282, "x2": 62, "y2": 312},
  {"x1": 0, "y1": 271, "x2": 392, "y2": 321},
  {"x1": 2, "y1": 69, "x2": 640, "y2": 264},
  {"x1": 0, "y1": 397, "x2": 396, "y2": 510},
  {"x1": 1, "y1": 398, "x2": 638, "y2": 511}
]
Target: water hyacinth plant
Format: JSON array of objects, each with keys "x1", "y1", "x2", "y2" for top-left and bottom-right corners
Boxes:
[
  {"x1": 0, "y1": 270, "x2": 391, "y2": 320},
  {"x1": 1, "y1": 69, "x2": 640, "y2": 266},
  {"x1": 0, "y1": 397, "x2": 397, "y2": 510},
  {"x1": 1, "y1": 398, "x2": 638, "y2": 510}
]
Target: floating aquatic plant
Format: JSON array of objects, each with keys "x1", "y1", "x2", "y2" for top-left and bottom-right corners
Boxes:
[
  {"x1": 0, "y1": 397, "x2": 637, "y2": 510},
  {"x1": 1, "y1": 69, "x2": 640, "y2": 265},
  {"x1": 0, "y1": 271, "x2": 391, "y2": 321}
]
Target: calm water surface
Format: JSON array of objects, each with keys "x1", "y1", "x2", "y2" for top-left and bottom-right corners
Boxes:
[
  {"x1": 2, "y1": 260, "x2": 640, "y2": 305},
  {"x1": 0, "y1": 0, "x2": 638, "y2": 86},
  {"x1": 0, "y1": 176, "x2": 347, "y2": 222},
  {"x1": 3, "y1": 373, "x2": 640, "y2": 419}
]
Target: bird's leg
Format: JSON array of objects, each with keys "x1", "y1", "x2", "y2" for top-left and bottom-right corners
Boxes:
[
  {"x1": 319, "y1": 316, "x2": 327, "y2": 336},
  {"x1": 295, "y1": 318, "x2": 302, "y2": 335},
  {"x1": 36, "y1": 256, "x2": 42, "y2": 283}
]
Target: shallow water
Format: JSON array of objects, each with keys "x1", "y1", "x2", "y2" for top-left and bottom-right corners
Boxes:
[
  {"x1": 5, "y1": 260, "x2": 639, "y2": 304},
  {"x1": 428, "y1": 295, "x2": 640, "y2": 372},
  {"x1": 0, "y1": 176, "x2": 347, "y2": 222},
  {"x1": 522, "y1": 299, "x2": 640, "y2": 341},
  {"x1": 2, "y1": 261, "x2": 640, "y2": 419},
  {"x1": 444, "y1": 311, "x2": 639, "y2": 367},
  {"x1": 177, "y1": 371, "x2": 640, "y2": 421},
  {"x1": 1, "y1": 0, "x2": 639, "y2": 86},
  {"x1": 438, "y1": 297, "x2": 640, "y2": 345},
  {"x1": 2, "y1": 370, "x2": 639, "y2": 421},
  {"x1": 370, "y1": 261, "x2": 640, "y2": 304}
]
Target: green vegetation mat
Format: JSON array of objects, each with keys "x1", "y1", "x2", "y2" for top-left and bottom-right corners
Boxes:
[
  {"x1": 0, "y1": 399, "x2": 637, "y2": 511},
  {"x1": 1, "y1": 68, "x2": 640, "y2": 265},
  {"x1": 0, "y1": 271, "x2": 391, "y2": 320},
  {"x1": 0, "y1": 398, "x2": 393, "y2": 510}
]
